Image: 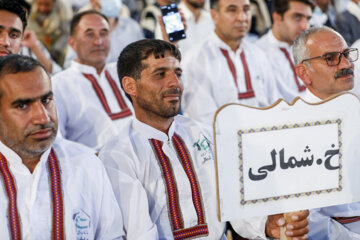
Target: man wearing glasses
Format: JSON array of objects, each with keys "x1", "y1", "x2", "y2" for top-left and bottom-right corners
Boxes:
[{"x1": 293, "y1": 26, "x2": 359, "y2": 239}]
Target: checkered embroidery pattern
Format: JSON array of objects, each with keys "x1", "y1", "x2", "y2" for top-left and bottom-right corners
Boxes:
[
  {"x1": 150, "y1": 139, "x2": 184, "y2": 230},
  {"x1": 172, "y1": 133, "x2": 207, "y2": 225},
  {"x1": 0, "y1": 149, "x2": 64, "y2": 240},
  {"x1": 0, "y1": 153, "x2": 21, "y2": 240},
  {"x1": 150, "y1": 133, "x2": 209, "y2": 239},
  {"x1": 48, "y1": 149, "x2": 64, "y2": 240}
]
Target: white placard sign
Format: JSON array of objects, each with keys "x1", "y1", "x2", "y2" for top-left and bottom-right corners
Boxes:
[{"x1": 214, "y1": 93, "x2": 360, "y2": 221}]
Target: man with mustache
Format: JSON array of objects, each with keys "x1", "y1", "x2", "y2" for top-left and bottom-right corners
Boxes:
[
  {"x1": 256, "y1": 0, "x2": 314, "y2": 103},
  {"x1": 99, "y1": 39, "x2": 309, "y2": 239},
  {"x1": 293, "y1": 26, "x2": 359, "y2": 239},
  {"x1": 52, "y1": 10, "x2": 133, "y2": 151},
  {"x1": 0, "y1": 54, "x2": 124, "y2": 239},
  {"x1": 181, "y1": 0, "x2": 280, "y2": 126},
  {"x1": 0, "y1": 1, "x2": 27, "y2": 57}
]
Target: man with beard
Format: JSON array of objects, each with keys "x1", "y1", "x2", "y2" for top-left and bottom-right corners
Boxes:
[
  {"x1": 293, "y1": 26, "x2": 360, "y2": 239},
  {"x1": 0, "y1": 0, "x2": 27, "y2": 57},
  {"x1": 177, "y1": 0, "x2": 214, "y2": 55},
  {"x1": 181, "y1": 0, "x2": 280, "y2": 126},
  {"x1": 256, "y1": 0, "x2": 314, "y2": 103},
  {"x1": 99, "y1": 39, "x2": 309, "y2": 240},
  {"x1": 0, "y1": 55, "x2": 124, "y2": 239},
  {"x1": 52, "y1": 10, "x2": 133, "y2": 151}
]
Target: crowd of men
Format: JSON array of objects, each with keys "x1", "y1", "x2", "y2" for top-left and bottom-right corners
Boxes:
[{"x1": 0, "y1": 0, "x2": 359, "y2": 239}]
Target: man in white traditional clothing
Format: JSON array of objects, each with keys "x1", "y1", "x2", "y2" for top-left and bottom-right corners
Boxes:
[
  {"x1": 52, "y1": 10, "x2": 134, "y2": 151},
  {"x1": 99, "y1": 39, "x2": 309, "y2": 240},
  {"x1": 293, "y1": 26, "x2": 360, "y2": 239},
  {"x1": 177, "y1": 0, "x2": 214, "y2": 55},
  {"x1": 256, "y1": 0, "x2": 313, "y2": 103},
  {"x1": 0, "y1": 54, "x2": 124, "y2": 239},
  {"x1": 181, "y1": 0, "x2": 280, "y2": 126},
  {"x1": 0, "y1": 1, "x2": 27, "y2": 58}
]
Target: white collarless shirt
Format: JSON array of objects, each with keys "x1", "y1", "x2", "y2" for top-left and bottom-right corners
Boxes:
[
  {"x1": 256, "y1": 30, "x2": 306, "y2": 103},
  {"x1": 100, "y1": 115, "x2": 267, "y2": 240},
  {"x1": 0, "y1": 137, "x2": 124, "y2": 239},
  {"x1": 52, "y1": 61, "x2": 134, "y2": 151},
  {"x1": 182, "y1": 32, "x2": 280, "y2": 125}
]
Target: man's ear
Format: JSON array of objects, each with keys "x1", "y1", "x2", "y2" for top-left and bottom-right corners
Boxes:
[
  {"x1": 122, "y1": 76, "x2": 137, "y2": 98},
  {"x1": 272, "y1": 12, "x2": 281, "y2": 25},
  {"x1": 68, "y1": 36, "x2": 76, "y2": 51},
  {"x1": 210, "y1": 9, "x2": 218, "y2": 24},
  {"x1": 295, "y1": 63, "x2": 311, "y2": 86}
]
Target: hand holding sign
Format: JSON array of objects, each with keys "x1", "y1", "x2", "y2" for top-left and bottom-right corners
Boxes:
[{"x1": 265, "y1": 211, "x2": 309, "y2": 239}]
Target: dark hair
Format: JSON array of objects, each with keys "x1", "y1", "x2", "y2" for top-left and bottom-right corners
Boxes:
[
  {"x1": 0, "y1": 55, "x2": 50, "y2": 82},
  {"x1": 117, "y1": 39, "x2": 181, "y2": 102},
  {"x1": 16, "y1": 0, "x2": 31, "y2": 15},
  {"x1": 0, "y1": 0, "x2": 27, "y2": 30},
  {"x1": 210, "y1": 0, "x2": 219, "y2": 9},
  {"x1": 70, "y1": 10, "x2": 109, "y2": 36},
  {"x1": 272, "y1": 0, "x2": 315, "y2": 16}
]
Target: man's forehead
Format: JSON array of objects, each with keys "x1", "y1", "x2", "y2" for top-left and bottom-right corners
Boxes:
[
  {"x1": 77, "y1": 14, "x2": 109, "y2": 32},
  {"x1": 0, "y1": 10, "x2": 23, "y2": 33},
  {"x1": 142, "y1": 54, "x2": 180, "y2": 70},
  {"x1": 287, "y1": 1, "x2": 312, "y2": 15},
  {"x1": 307, "y1": 31, "x2": 347, "y2": 55},
  {"x1": 0, "y1": 68, "x2": 51, "y2": 96},
  {"x1": 219, "y1": 0, "x2": 250, "y2": 8}
]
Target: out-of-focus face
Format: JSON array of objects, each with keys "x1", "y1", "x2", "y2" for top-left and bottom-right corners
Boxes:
[
  {"x1": 185, "y1": 0, "x2": 205, "y2": 9},
  {"x1": 69, "y1": 13, "x2": 110, "y2": 69},
  {"x1": 131, "y1": 53, "x2": 183, "y2": 119},
  {"x1": 211, "y1": 0, "x2": 251, "y2": 47},
  {"x1": 300, "y1": 31, "x2": 354, "y2": 99},
  {"x1": 35, "y1": 0, "x2": 55, "y2": 15},
  {"x1": 274, "y1": 1, "x2": 312, "y2": 45},
  {"x1": 0, "y1": 10, "x2": 23, "y2": 57},
  {"x1": 0, "y1": 67, "x2": 58, "y2": 159}
]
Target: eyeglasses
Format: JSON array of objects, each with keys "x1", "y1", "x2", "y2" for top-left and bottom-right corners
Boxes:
[{"x1": 301, "y1": 48, "x2": 359, "y2": 66}]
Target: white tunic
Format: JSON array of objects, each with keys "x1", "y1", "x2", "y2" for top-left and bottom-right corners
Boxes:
[
  {"x1": 177, "y1": 2, "x2": 214, "y2": 56},
  {"x1": 181, "y1": 32, "x2": 280, "y2": 126},
  {"x1": 304, "y1": 89, "x2": 360, "y2": 239},
  {"x1": 0, "y1": 137, "x2": 124, "y2": 239},
  {"x1": 256, "y1": 30, "x2": 306, "y2": 103},
  {"x1": 52, "y1": 61, "x2": 134, "y2": 151},
  {"x1": 99, "y1": 115, "x2": 267, "y2": 240}
]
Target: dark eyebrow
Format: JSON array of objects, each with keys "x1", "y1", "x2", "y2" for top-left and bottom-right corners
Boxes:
[
  {"x1": 11, "y1": 91, "x2": 53, "y2": 107},
  {"x1": 0, "y1": 25, "x2": 22, "y2": 34}
]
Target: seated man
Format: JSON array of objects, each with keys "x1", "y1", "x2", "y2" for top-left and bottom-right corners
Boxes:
[
  {"x1": 99, "y1": 39, "x2": 309, "y2": 239},
  {"x1": 53, "y1": 10, "x2": 133, "y2": 151},
  {"x1": 0, "y1": 55, "x2": 123, "y2": 239},
  {"x1": 294, "y1": 26, "x2": 360, "y2": 239}
]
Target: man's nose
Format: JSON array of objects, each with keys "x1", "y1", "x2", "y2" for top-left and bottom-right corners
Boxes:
[
  {"x1": 93, "y1": 35, "x2": 104, "y2": 45},
  {"x1": 0, "y1": 32, "x2": 10, "y2": 48},
  {"x1": 167, "y1": 72, "x2": 182, "y2": 88},
  {"x1": 31, "y1": 102, "x2": 50, "y2": 125},
  {"x1": 339, "y1": 52, "x2": 353, "y2": 69}
]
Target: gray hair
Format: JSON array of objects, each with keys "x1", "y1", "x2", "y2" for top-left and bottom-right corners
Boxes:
[{"x1": 293, "y1": 26, "x2": 341, "y2": 66}]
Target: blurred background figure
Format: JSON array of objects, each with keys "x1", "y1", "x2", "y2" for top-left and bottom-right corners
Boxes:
[
  {"x1": 310, "y1": 0, "x2": 360, "y2": 45},
  {"x1": 248, "y1": 0, "x2": 271, "y2": 39},
  {"x1": 177, "y1": 0, "x2": 214, "y2": 55},
  {"x1": 27, "y1": 0, "x2": 73, "y2": 66},
  {"x1": 256, "y1": 0, "x2": 314, "y2": 102},
  {"x1": 17, "y1": 0, "x2": 61, "y2": 74},
  {"x1": 64, "y1": 0, "x2": 144, "y2": 67}
]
